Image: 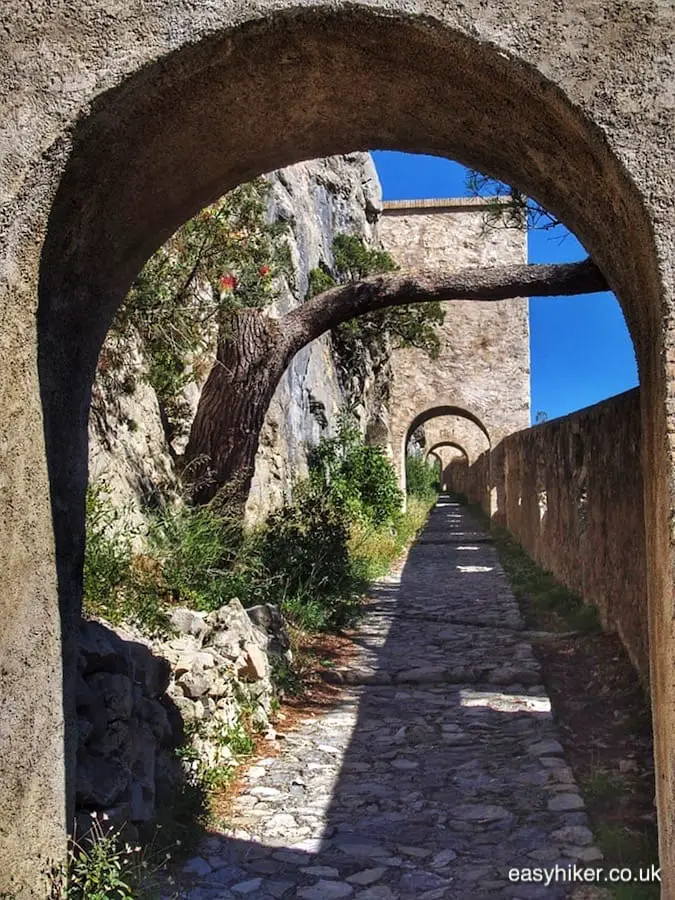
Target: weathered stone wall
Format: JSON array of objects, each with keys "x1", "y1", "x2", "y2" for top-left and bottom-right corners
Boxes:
[
  {"x1": 378, "y1": 199, "x2": 530, "y2": 489},
  {"x1": 75, "y1": 600, "x2": 289, "y2": 841},
  {"x1": 479, "y1": 389, "x2": 648, "y2": 683},
  {"x1": 422, "y1": 415, "x2": 491, "y2": 465},
  {"x1": 420, "y1": 415, "x2": 491, "y2": 501}
]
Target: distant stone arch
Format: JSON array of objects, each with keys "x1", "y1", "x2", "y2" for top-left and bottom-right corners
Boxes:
[
  {"x1": 425, "y1": 441, "x2": 470, "y2": 494},
  {"x1": 398, "y1": 404, "x2": 491, "y2": 496},
  {"x1": 426, "y1": 440, "x2": 470, "y2": 460}
]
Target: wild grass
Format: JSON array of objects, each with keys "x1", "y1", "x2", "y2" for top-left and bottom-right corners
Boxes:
[{"x1": 483, "y1": 519, "x2": 601, "y2": 634}]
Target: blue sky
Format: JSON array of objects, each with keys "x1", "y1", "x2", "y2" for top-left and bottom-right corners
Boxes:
[{"x1": 371, "y1": 151, "x2": 639, "y2": 423}]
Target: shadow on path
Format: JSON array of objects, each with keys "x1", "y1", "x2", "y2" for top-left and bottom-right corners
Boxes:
[{"x1": 169, "y1": 496, "x2": 603, "y2": 900}]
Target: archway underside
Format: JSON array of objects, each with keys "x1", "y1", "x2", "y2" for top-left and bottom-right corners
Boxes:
[{"x1": 20, "y1": 4, "x2": 672, "y2": 896}]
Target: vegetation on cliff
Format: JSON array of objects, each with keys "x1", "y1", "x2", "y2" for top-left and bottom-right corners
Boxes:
[
  {"x1": 102, "y1": 174, "x2": 605, "y2": 508},
  {"x1": 84, "y1": 410, "x2": 437, "y2": 636}
]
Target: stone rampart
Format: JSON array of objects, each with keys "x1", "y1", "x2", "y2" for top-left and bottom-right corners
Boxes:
[
  {"x1": 378, "y1": 198, "x2": 530, "y2": 490},
  {"x1": 477, "y1": 389, "x2": 648, "y2": 683}
]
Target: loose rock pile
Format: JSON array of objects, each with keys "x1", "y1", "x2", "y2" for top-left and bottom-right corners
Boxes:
[{"x1": 75, "y1": 599, "x2": 290, "y2": 838}]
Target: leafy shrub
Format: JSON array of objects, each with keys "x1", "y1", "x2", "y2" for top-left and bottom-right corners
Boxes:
[
  {"x1": 82, "y1": 485, "x2": 134, "y2": 623},
  {"x1": 49, "y1": 814, "x2": 173, "y2": 900},
  {"x1": 308, "y1": 411, "x2": 402, "y2": 527},
  {"x1": 259, "y1": 481, "x2": 362, "y2": 630},
  {"x1": 349, "y1": 496, "x2": 435, "y2": 581},
  {"x1": 84, "y1": 416, "x2": 431, "y2": 640},
  {"x1": 405, "y1": 454, "x2": 441, "y2": 502}
]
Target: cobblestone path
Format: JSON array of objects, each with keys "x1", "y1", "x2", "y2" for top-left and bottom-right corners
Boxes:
[{"x1": 174, "y1": 497, "x2": 604, "y2": 899}]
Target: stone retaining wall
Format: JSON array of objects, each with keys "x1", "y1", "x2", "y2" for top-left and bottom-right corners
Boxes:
[
  {"x1": 476, "y1": 389, "x2": 648, "y2": 684},
  {"x1": 75, "y1": 600, "x2": 290, "y2": 840}
]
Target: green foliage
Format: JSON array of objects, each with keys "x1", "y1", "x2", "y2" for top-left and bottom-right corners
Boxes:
[
  {"x1": 260, "y1": 481, "x2": 361, "y2": 631},
  {"x1": 270, "y1": 656, "x2": 305, "y2": 696},
  {"x1": 50, "y1": 815, "x2": 174, "y2": 900},
  {"x1": 146, "y1": 503, "x2": 258, "y2": 613},
  {"x1": 594, "y1": 823, "x2": 660, "y2": 899},
  {"x1": 582, "y1": 770, "x2": 628, "y2": 806},
  {"x1": 478, "y1": 516, "x2": 602, "y2": 634},
  {"x1": 308, "y1": 234, "x2": 445, "y2": 360},
  {"x1": 83, "y1": 484, "x2": 134, "y2": 620},
  {"x1": 216, "y1": 720, "x2": 256, "y2": 756},
  {"x1": 84, "y1": 485, "x2": 267, "y2": 629},
  {"x1": 466, "y1": 170, "x2": 561, "y2": 234},
  {"x1": 109, "y1": 178, "x2": 290, "y2": 416},
  {"x1": 349, "y1": 496, "x2": 435, "y2": 582},
  {"x1": 84, "y1": 414, "x2": 428, "y2": 638},
  {"x1": 82, "y1": 486, "x2": 169, "y2": 634},
  {"x1": 405, "y1": 455, "x2": 441, "y2": 502},
  {"x1": 65, "y1": 832, "x2": 134, "y2": 900},
  {"x1": 331, "y1": 233, "x2": 397, "y2": 281},
  {"x1": 307, "y1": 264, "x2": 337, "y2": 299},
  {"x1": 308, "y1": 411, "x2": 403, "y2": 527},
  {"x1": 257, "y1": 410, "x2": 416, "y2": 631}
]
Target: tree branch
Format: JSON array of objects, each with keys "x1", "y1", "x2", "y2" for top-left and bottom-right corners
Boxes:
[{"x1": 281, "y1": 258, "x2": 607, "y2": 357}]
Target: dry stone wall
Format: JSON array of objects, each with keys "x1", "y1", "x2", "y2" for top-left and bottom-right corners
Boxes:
[
  {"x1": 76, "y1": 600, "x2": 290, "y2": 839},
  {"x1": 476, "y1": 389, "x2": 648, "y2": 684}
]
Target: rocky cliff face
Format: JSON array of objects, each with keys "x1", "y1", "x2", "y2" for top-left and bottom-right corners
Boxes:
[
  {"x1": 88, "y1": 153, "x2": 387, "y2": 525},
  {"x1": 245, "y1": 153, "x2": 385, "y2": 522}
]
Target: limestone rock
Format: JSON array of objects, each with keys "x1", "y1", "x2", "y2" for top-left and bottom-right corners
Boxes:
[{"x1": 169, "y1": 607, "x2": 212, "y2": 643}]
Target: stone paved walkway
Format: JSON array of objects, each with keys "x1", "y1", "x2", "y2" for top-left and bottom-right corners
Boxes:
[{"x1": 171, "y1": 497, "x2": 605, "y2": 899}]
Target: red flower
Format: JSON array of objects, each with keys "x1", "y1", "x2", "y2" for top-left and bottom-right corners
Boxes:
[
  {"x1": 259, "y1": 265, "x2": 271, "y2": 277},
  {"x1": 219, "y1": 274, "x2": 237, "y2": 292}
]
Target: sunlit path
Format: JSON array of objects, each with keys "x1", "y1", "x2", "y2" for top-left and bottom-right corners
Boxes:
[{"x1": 171, "y1": 498, "x2": 606, "y2": 899}]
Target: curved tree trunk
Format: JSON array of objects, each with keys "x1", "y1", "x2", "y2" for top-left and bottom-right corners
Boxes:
[
  {"x1": 185, "y1": 308, "x2": 289, "y2": 506},
  {"x1": 185, "y1": 259, "x2": 606, "y2": 507}
]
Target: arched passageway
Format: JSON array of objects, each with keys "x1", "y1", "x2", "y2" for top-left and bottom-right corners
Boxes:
[
  {"x1": 2, "y1": 2, "x2": 674, "y2": 891},
  {"x1": 401, "y1": 404, "x2": 491, "y2": 500},
  {"x1": 426, "y1": 441, "x2": 470, "y2": 494},
  {"x1": 423, "y1": 414, "x2": 491, "y2": 467}
]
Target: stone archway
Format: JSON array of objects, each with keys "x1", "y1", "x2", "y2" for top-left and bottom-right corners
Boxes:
[
  {"x1": 426, "y1": 441, "x2": 470, "y2": 495},
  {"x1": 2, "y1": 3, "x2": 674, "y2": 893},
  {"x1": 423, "y1": 415, "x2": 491, "y2": 468},
  {"x1": 400, "y1": 404, "x2": 491, "y2": 503}
]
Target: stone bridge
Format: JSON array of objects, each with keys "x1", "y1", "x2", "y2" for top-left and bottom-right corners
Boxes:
[{"x1": 1, "y1": 1, "x2": 675, "y2": 895}]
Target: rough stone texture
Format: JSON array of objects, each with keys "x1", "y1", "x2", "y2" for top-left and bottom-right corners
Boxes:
[
  {"x1": 75, "y1": 600, "x2": 291, "y2": 835},
  {"x1": 1, "y1": 3, "x2": 674, "y2": 894},
  {"x1": 87, "y1": 154, "x2": 384, "y2": 528},
  {"x1": 164, "y1": 499, "x2": 606, "y2": 900},
  {"x1": 378, "y1": 200, "x2": 530, "y2": 491},
  {"x1": 422, "y1": 415, "x2": 491, "y2": 467},
  {"x1": 419, "y1": 415, "x2": 492, "y2": 500},
  {"x1": 246, "y1": 155, "x2": 385, "y2": 524},
  {"x1": 89, "y1": 329, "x2": 182, "y2": 531},
  {"x1": 480, "y1": 389, "x2": 649, "y2": 686}
]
